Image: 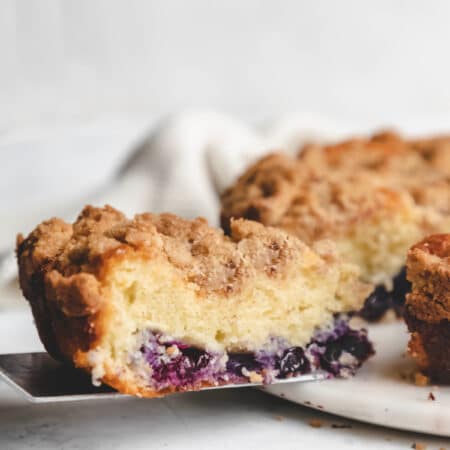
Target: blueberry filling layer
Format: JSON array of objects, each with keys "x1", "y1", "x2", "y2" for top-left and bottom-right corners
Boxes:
[
  {"x1": 359, "y1": 267, "x2": 411, "y2": 321},
  {"x1": 137, "y1": 318, "x2": 374, "y2": 391}
]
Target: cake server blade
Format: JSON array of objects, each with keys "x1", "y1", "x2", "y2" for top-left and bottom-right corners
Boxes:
[{"x1": 0, "y1": 352, "x2": 327, "y2": 403}]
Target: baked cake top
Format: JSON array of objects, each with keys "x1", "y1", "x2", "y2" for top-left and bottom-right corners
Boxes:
[
  {"x1": 221, "y1": 131, "x2": 450, "y2": 242},
  {"x1": 300, "y1": 131, "x2": 450, "y2": 212},
  {"x1": 300, "y1": 131, "x2": 450, "y2": 173},
  {"x1": 220, "y1": 152, "x2": 418, "y2": 243},
  {"x1": 17, "y1": 205, "x2": 369, "y2": 319}
]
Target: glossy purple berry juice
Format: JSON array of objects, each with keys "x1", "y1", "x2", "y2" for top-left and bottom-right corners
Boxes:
[{"x1": 139, "y1": 317, "x2": 374, "y2": 391}]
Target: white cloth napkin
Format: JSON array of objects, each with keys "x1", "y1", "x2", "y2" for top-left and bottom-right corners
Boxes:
[{"x1": 94, "y1": 111, "x2": 355, "y2": 222}]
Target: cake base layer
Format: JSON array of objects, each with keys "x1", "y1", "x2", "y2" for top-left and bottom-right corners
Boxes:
[
  {"x1": 128, "y1": 317, "x2": 374, "y2": 393},
  {"x1": 359, "y1": 268, "x2": 411, "y2": 321}
]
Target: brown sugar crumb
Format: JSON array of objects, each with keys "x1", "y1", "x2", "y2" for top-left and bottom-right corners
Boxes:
[
  {"x1": 411, "y1": 443, "x2": 427, "y2": 450},
  {"x1": 428, "y1": 392, "x2": 435, "y2": 401},
  {"x1": 414, "y1": 372, "x2": 430, "y2": 386},
  {"x1": 245, "y1": 370, "x2": 263, "y2": 383},
  {"x1": 221, "y1": 132, "x2": 450, "y2": 247},
  {"x1": 273, "y1": 415, "x2": 285, "y2": 422},
  {"x1": 308, "y1": 419, "x2": 323, "y2": 428}
]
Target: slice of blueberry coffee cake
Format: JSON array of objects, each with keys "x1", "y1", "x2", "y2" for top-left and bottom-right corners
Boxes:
[
  {"x1": 16, "y1": 205, "x2": 373, "y2": 397},
  {"x1": 404, "y1": 234, "x2": 450, "y2": 383},
  {"x1": 221, "y1": 132, "x2": 450, "y2": 321}
]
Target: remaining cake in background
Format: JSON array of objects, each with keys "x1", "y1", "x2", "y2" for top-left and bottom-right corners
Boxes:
[
  {"x1": 221, "y1": 132, "x2": 450, "y2": 321},
  {"x1": 16, "y1": 205, "x2": 373, "y2": 398},
  {"x1": 404, "y1": 234, "x2": 450, "y2": 383}
]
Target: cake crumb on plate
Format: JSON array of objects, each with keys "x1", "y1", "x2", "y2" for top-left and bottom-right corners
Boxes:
[
  {"x1": 414, "y1": 372, "x2": 429, "y2": 386},
  {"x1": 411, "y1": 443, "x2": 427, "y2": 450},
  {"x1": 308, "y1": 419, "x2": 323, "y2": 428}
]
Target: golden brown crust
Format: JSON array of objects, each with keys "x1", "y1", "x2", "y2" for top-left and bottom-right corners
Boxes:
[
  {"x1": 404, "y1": 234, "x2": 450, "y2": 382},
  {"x1": 18, "y1": 205, "x2": 306, "y2": 313},
  {"x1": 221, "y1": 151, "x2": 416, "y2": 244},
  {"x1": 299, "y1": 131, "x2": 450, "y2": 215},
  {"x1": 220, "y1": 153, "x2": 301, "y2": 232},
  {"x1": 16, "y1": 206, "x2": 126, "y2": 357},
  {"x1": 405, "y1": 235, "x2": 450, "y2": 322},
  {"x1": 221, "y1": 131, "x2": 450, "y2": 240}
]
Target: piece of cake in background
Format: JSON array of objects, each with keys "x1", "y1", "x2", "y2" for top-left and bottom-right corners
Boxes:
[
  {"x1": 16, "y1": 205, "x2": 373, "y2": 398},
  {"x1": 220, "y1": 153, "x2": 424, "y2": 321},
  {"x1": 220, "y1": 132, "x2": 450, "y2": 321},
  {"x1": 404, "y1": 234, "x2": 450, "y2": 383},
  {"x1": 300, "y1": 132, "x2": 450, "y2": 227}
]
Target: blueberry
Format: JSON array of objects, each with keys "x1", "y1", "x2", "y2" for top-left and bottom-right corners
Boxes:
[
  {"x1": 226, "y1": 353, "x2": 261, "y2": 376},
  {"x1": 277, "y1": 347, "x2": 310, "y2": 377},
  {"x1": 359, "y1": 284, "x2": 392, "y2": 321},
  {"x1": 320, "y1": 333, "x2": 374, "y2": 375},
  {"x1": 391, "y1": 267, "x2": 411, "y2": 316},
  {"x1": 181, "y1": 347, "x2": 212, "y2": 370}
]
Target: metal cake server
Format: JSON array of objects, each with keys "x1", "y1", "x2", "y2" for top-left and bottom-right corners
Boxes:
[{"x1": 0, "y1": 352, "x2": 326, "y2": 403}]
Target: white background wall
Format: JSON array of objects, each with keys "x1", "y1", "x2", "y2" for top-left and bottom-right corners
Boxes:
[{"x1": 2, "y1": 0, "x2": 450, "y2": 129}]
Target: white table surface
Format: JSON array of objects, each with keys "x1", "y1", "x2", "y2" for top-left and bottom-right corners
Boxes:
[{"x1": 2, "y1": 377, "x2": 448, "y2": 450}]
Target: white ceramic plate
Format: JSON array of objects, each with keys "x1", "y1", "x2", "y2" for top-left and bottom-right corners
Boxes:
[{"x1": 264, "y1": 320, "x2": 450, "y2": 437}]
